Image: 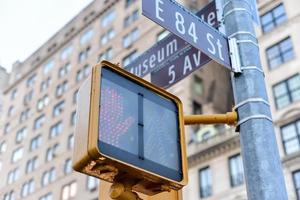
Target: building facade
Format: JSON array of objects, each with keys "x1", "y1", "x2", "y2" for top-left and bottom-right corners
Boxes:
[
  {"x1": 0, "y1": 0, "x2": 299, "y2": 200},
  {"x1": 184, "y1": 0, "x2": 300, "y2": 199}
]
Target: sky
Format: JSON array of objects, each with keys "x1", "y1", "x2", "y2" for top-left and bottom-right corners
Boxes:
[{"x1": 0, "y1": 0, "x2": 94, "y2": 72}]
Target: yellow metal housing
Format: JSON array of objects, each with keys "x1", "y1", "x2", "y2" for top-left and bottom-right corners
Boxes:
[{"x1": 72, "y1": 61, "x2": 188, "y2": 196}]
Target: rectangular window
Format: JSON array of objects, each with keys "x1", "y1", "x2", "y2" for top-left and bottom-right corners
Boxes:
[
  {"x1": 61, "y1": 181, "x2": 77, "y2": 200},
  {"x1": 11, "y1": 147, "x2": 24, "y2": 163},
  {"x1": 49, "y1": 122, "x2": 63, "y2": 139},
  {"x1": 53, "y1": 101, "x2": 65, "y2": 117},
  {"x1": 193, "y1": 76, "x2": 204, "y2": 96},
  {"x1": 42, "y1": 168, "x2": 56, "y2": 186},
  {"x1": 199, "y1": 167, "x2": 212, "y2": 198},
  {"x1": 123, "y1": 28, "x2": 139, "y2": 48},
  {"x1": 45, "y1": 144, "x2": 59, "y2": 162},
  {"x1": 266, "y1": 37, "x2": 294, "y2": 69},
  {"x1": 122, "y1": 50, "x2": 138, "y2": 66},
  {"x1": 43, "y1": 60, "x2": 55, "y2": 74},
  {"x1": 273, "y1": 74, "x2": 300, "y2": 109},
  {"x1": 39, "y1": 193, "x2": 52, "y2": 200},
  {"x1": 281, "y1": 119, "x2": 300, "y2": 155},
  {"x1": 78, "y1": 46, "x2": 91, "y2": 63},
  {"x1": 16, "y1": 127, "x2": 28, "y2": 143},
  {"x1": 56, "y1": 81, "x2": 68, "y2": 97},
  {"x1": 87, "y1": 176, "x2": 99, "y2": 191},
  {"x1": 80, "y1": 29, "x2": 93, "y2": 45},
  {"x1": 101, "y1": 9, "x2": 116, "y2": 27},
  {"x1": 71, "y1": 111, "x2": 76, "y2": 126},
  {"x1": 27, "y1": 74, "x2": 36, "y2": 87},
  {"x1": 68, "y1": 134, "x2": 74, "y2": 150},
  {"x1": 26, "y1": 156, "x2": 38, "y2": 173},
  {"x1": 293, "y1": 170, "x2": 300, "y2": 199},
  {"x1": 30, "y1": 135, "x2": 42, "y2": 151},
  {"x1": 61, "y1": 45, "x2": 73, "y2": 60},
  {"x1": 124, "y1": 9, "x2": 139, "y2": 28},
  {"x1": 229, "y1": 154, "x2": 244, "y2": 187},
  {"x1": 125, "y1": 0, "x2": 136, "y2": 8},
  {"x1": 261, "y1": 4, "x2": 287, "y2": 33},
  {"x1": 34, "y1": 114, "x2": 45, "y2": 130}
]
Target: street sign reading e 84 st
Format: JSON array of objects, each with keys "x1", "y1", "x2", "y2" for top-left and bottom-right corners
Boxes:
[
  {"x1": 73, "y1": 61, "x2": 188, "y2": 195},
  {"x1": 142, "y1": 0, "x2": 231, "y2": 69}
]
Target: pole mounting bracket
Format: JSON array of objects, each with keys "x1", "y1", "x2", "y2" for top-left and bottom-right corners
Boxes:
[{"x1": 228, "y1": 37, "x2": 242, "y2": 73}]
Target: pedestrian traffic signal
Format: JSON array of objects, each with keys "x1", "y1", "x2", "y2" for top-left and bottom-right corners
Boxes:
[{"x1": 73, "y1": 61, "x2": 188, "y2": 195}]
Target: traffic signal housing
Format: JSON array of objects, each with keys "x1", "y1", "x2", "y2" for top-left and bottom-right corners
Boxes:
[{"x1": 72, "y1": 61, "x2": 188, "y2": 195}]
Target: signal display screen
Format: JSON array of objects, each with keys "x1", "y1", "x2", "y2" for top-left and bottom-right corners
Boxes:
[{"x1": 98, "y1": 66, "x2": 182, "y2": 181}]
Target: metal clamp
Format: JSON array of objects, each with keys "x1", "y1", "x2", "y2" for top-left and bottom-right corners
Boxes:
[
  {"x1": 228, "y1": 37, "x2": 242, "y2": 73},
  {"x1": 237, "y1": 115, "x2": 273, "y2": 126},
  {"x1": 233, "y1": 98, "x2": 270, "y2": 110},
  {"x1": 236, "y1": 39, "x2": 259, "y2": 48},
  {"x1": 223, "y1": 8, "x2": 252, "y2": 19},
  {"x1": 240, "y1": 66, "x2": 265, "y2": 75},
  {"x1": 228, "y1": 31, "x2": 257, "y2": 39}
]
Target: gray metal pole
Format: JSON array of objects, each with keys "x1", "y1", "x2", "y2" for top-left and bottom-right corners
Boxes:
[{"x1": 221, "y1": 1, "x2": 288, "y2": 199}]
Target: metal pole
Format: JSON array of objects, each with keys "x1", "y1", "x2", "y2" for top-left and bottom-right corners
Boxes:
[{"x1": 221, "y1": 0, "x2": 288, "y2": 199}]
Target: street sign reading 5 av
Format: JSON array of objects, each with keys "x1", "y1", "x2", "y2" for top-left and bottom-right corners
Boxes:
[{"x1": 142, "y1": 0, "x2": 231, "y2": 69}]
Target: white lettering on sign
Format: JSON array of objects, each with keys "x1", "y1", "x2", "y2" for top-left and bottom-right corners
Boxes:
[
  {"x1": 130, "y1": 39, "x2": 178, "y2": 76},
  {"x1": 200, "y1": 12, "x2": 216, "y2": 27},
  {"x1": 168, "y1": 65, "x2": 175, "y2": 84},
  {"x1": 155, "y1": 0, "x2": 164, "y2": 22},
  {"x1": 175, "y1": 12, "x2": 198, "y2": 43},
  {"x1": 207, "y1": 33, "x2": 224, "y2": 61}
]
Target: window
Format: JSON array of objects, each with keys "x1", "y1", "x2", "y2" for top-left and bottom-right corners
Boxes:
[
  {"x1": 229, "y1": 154, "x2": 244, "y2": 187},
  {"x1": 27, "y1": 74, "x2": 36, "y2": 87},
  {"x1": 193, "y1": 101, "x2": 202, "y2": 114},
  {"x1": 7, "y1": 106, "x2": 15, "y2": 117},
  {"x1": 193, "y1": 76, "x2": 203, "y2": 96},
  {"x1": 24, "y1": 90, "x2": 34, "y2": 105},
  {"x1": 43, "y1": 60, "x2": 55, "y2": 74},
  {"x1": 199, "y1": 167, "x2": 212, "y2": 198},
  {"x1": 98, "y1": 47, "x2": 113, "y2": 62},
  {"x1": 40, "y1": 77, "x2": 51, "y2": 92},
  {"x1": 4, "y1": 123, "x2": 10, "y2": 134},
  {"x1": 0, "y1": 141, "x2": 7, "y2": 154},
  {"x1": 20, "y1": 108, "x2": 30, "y2": 123},
  {"x1": 78, "y1": 46, "x2": 91, "y2": 63},
  {"x1": 125, "y1": 0, "x2": 136, "y2": 8},
  {"x1": 293, "y1": 170, "x2": 300, "y2": 199},
  {"x1": 122, "y1": 50, "x2": 138, "y2": 66},
  {"x1": 26, "y1": 156, "x2": 38, "y2": 173},
  {"x1": 46, "y1": 144, "x2": 59, "y2": 162},
  {"x1": 261, "y1": 4, "x2": 287, "y2": 33},
  {"x1": 7, "y1": 168, "x2": 20, "y2": 184},
  {"x1": 12, "y1": 147, "x2": 24, "y2": 163},
  {"x1": 87, "y1": 176, "x2": 99, "y2": 191},
  {"x1": 61, "y1": 181, "x2": 77, "y2": 200},
  {"x1": 281, "y1": 119, "x2": 300, "y2": 155},
  {"x1": 34, "y1": 114, "x2": 46, "y2": 129},
  {"x1": 39, "y1": 193, "x2": 52, "y2": 200},
  {"x1": 41, "y1": 167, "x2": 56, "y2": 186},
  {"x1": 56, "y1": 81, "x2": 68, "y2": 97},
  {"x1": 266, "y1": 37, "x2": 294, "y2": 69},
  {"x1": 3, "y1": 190, "x2": 15, "y2": 200},
  {"x1": 273, "y1": 74, "x2": 300, "y2": 109},
  {"x1": 123, "y1": 28, "x2": 139, "y2": 48},
  {"x1": 73, "y1": 90, "x2": 79, "y2": 104},
  {"x1": 157, "y1": 30, "x2": 169, "y2": 42},
  {"x1": 21, "y1": 179, "x2": 35, "y2": 197},
  {"x1": 76, "y1": 69, "x2": 83, "y2": 82},
  {"x1": 124, "y1": 9, "x2": 139, "y2": 28},
  {"x1": 16, "y1": 127, "x2": 28, "y2": 143},
  {"x1": 37, "y1": 95, "x2": 49, "y2": 111},
  {"x1": 101, "y1": 9, "x2": 116, "y2": 27},
  {"x1": 58, "y1": 63, "x2": 71, "y2": 78},
  {"x1": 71, "y1": 111, "x2": 76, "y2": 126},
  {"x1": 53, "y1": 101, "x2": 65, "y2": 117},
  {"x1": 11, "y1": 89, "x2": 17, "y2": 100},
  {"x1": 84, "y1": 65, "x2": 90, "y2": 76},
  {"x1": 100, "y1": 28, "x2": 115, "y2": 46},
  {"x1": 30, "y1": 135, "x2": 42, "y2": 151},
  {"x1": 68, "y1": 134, "x2": 74, "y2": 150},
  {"x1": 64, "y1": 158, "x2": 72, "y2": 174},
  {"x1": 80, "y1": 29, "x2": 93, "y2": 45},
  {"x1": 61, "y1": 45, "x2": 73, "y2": 60},
  {"x1": 49, "y1": 122, "x2": 63, "y2": 139}
]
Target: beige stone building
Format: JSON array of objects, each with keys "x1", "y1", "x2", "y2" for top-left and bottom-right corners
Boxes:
[{"x1": 0, "y1": 0, "x2": 299, "y2": 200}]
